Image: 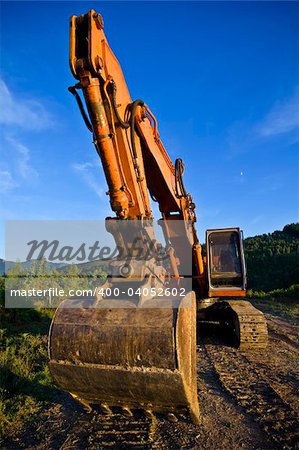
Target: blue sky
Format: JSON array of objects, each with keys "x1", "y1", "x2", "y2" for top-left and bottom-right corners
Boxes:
[{"x1": 0, "y1": 1, "x2": 298, "y2": 256}]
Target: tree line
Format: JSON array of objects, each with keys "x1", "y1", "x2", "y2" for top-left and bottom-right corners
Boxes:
[{"x1": 244, "y1": 223, "x2": 299, "y2": 291}]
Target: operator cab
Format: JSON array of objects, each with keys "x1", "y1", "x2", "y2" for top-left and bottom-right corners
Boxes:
[{"x1": 206, "y1": 228, "x2": 246, "y2": 296}]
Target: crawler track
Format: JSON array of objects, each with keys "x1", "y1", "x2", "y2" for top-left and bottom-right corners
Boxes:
[
  {"x1": 266, "y1": 314, "x2": 299, "y2": 351},
  {"x1": 226, "y1": 300, "x2": 268, "y2": 349},
  {"x1": 58, "y1": 410, "x2": 158, "y2": 450},
  {"x1": 204, "y1": 339, "x2": 299, "y2": 449}
]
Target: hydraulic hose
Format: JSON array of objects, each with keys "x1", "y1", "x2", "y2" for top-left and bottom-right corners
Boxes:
[
  {"x1": 110, "y1": 80, "x2": 130, "y2": 129},
  {"x1": 130, "y1": 99, "x2": 145, "y2": 161},
  {"x1": 68, "y1": 85, "x2": 93, "y2": 132},
  {"x1": 175, "y1": 158, "x2": 187, "y2": 198}
]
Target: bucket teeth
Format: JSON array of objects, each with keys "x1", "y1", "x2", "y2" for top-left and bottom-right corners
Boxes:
[
  {"x1": 70, "y1": 393, "x2": 92, "y2": 413},
  {"x1": 145, "y1": 409, "x2": 154, "y2": 419},
  {"x1": 122, "y1": 406, "x2": 133, "y2": 417},
  {"x1": 167, "y1": 413, "x2": 178, "y2": 423},
  {"x1": 100, "y1": 403, "x2": 112, "y2": 415}
]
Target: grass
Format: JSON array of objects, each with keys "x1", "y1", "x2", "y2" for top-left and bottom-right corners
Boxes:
[
  {"x1": 0, "y1": 308, "x2": 57, "y2": 440},
  {"x1": 247, "y1": 284, "x2": 299, "y2": 322},
  {"x1": 247, "y1": 284, "x2": 299, "y2": 300},
  {"x1": 251, "y1": 297, "x2": 299, "y2": 322}
]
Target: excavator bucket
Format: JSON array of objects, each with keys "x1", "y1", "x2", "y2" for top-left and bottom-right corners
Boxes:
[{"x1": 48, "y1": 292, "x2": 200, "y2": 423}]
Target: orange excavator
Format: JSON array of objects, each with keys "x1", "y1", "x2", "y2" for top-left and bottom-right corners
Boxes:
[{"x1": 48, "y1": 10, "x2": 268, "y2": 424}]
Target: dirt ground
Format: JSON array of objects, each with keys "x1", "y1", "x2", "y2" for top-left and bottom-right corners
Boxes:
[{"x1": 2, "y1": 309, "x2": 298, "y2": 450}]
